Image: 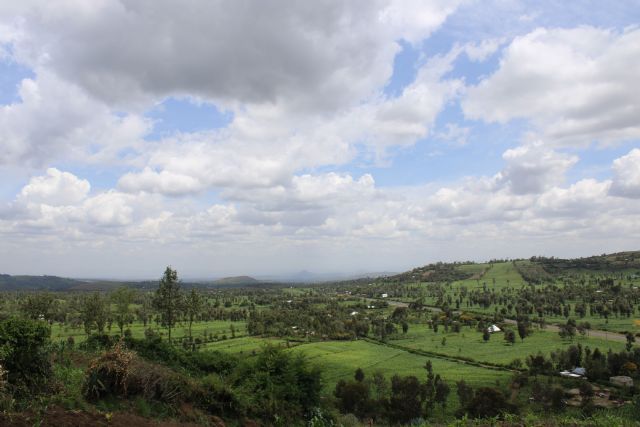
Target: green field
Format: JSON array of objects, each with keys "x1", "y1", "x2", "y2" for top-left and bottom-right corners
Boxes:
[
  {"x1": 51, "y1": 319, "x2": 248, "y2": 343},
  {"x1": 391, "y1": 324, "x2": 627, "y2": 366},
  {"x1": 202, "y1": 336, "x2": 288, "y2": 354},
  {"x1": 288, "y1": 339, "x2": 512, "y2": 392}
]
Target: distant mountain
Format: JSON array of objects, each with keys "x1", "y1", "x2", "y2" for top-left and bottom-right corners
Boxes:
[
  {"x1": 270, "y1": 270, "x2": 397, "y2": 283},
  {"x1": 0, "y1": 274, "x2": 87, "y2": 291},
  {"x1": 211, "y1": 275, "x2": 260, "y2": 285}
]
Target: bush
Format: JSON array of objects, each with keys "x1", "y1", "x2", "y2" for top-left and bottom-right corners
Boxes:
[
  {"x1": 0, "y1": 362, "x2": 12, "y2": 412},
  {"x1": 200, "y1": 374, "x2": 244, "y2": 417},
  {"x1": 50, "y1": 365, "x2": 86, "y2": 410},
  {"x1": 80, "y1": 333, "x2": 116, "y2": 351},
  {"x1": 124, "y1": 335, "x2": 238, "y2": 376},
  {"x1": 234, "y1": 345, "x2": 322, "y2": 422},
  {"x1": 83, "y1": 339, "x2": 134, "y2": 400},
  {"x1": 0, "y1": 317, "x2": 52, "y2": 398},
  {"x1": 83, "y1": 339, "x2": 202, "y2": 408},
  {"x1": 465, "y1": 387, "x2": 516, "y2": 419}
]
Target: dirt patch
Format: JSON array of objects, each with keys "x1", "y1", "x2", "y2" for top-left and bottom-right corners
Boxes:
[{"x1": 0, "y1": 406, "x2": 213, "y2": 427}]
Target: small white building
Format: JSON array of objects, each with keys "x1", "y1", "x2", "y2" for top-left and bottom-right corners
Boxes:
[
  {"x1": 572, "y1": 367, "x2": 586, "y2": 376},
  {"x1": 560, "y1": 371, "x2": 582, "y2": 379},
  {"x1": 487, "y1": 324, "x2": 501, "y2": 333},
  {"x1": 350, "y1": 311, "x2": 359, "y2": 316},
  {"x1": 381, "y1": 293, "x2": 388, "y2": 298}
]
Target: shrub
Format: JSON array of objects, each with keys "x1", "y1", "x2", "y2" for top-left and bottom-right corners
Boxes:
[
  {"x1": 50, "y1": 365, "x2": 86, "y2": 410},
  {"x1": 234, "y1": 345, "x2": 322, "y2": 422},
  {"x1": 465, "y1": 387, "x2": 516, "y2": 419},
  {"x1": 83, "y1": 339, "x2": 134, "y2": 400},
  {"x1": 80, "y1": 333, "x2": 117, "y2": 351},
  {"x1": 84, "y1": 339, "x2": 201, "y2": 408},
  {"x1": 124, "y1": 335, "x2": 238, "y2": 376},
  {"x1": 200, "y1": 374, "x2": 244, "y2": 417},
  {"x1": 0, "y1": 362, "x2": 12, "y2": 412},
  {"x1": 0, "y1": 317, "x2": 52, "y2": 398}
]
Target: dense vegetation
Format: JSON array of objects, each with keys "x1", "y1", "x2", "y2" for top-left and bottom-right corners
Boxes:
[{"x1": 0, "y1": 252, "x2": 639, "y2": 425}]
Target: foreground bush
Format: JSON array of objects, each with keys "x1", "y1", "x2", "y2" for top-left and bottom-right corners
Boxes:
[
  {"x1": 0, "y1": 317, "x2": 51, "y2": 399},
  {"x1": 125, "y1": 332, "x2": 238, "y2": 376},
  {"x1": 233, "y1": 345, "x2": 322, "y2": 422},
  {"x1": 83, "y1": 339, "x2": 201, "y2": 407}
]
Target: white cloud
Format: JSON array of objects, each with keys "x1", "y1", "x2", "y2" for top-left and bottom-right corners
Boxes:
[
  {"x1": 0, "y1": 72, "x2": 150, "y2": 166},
  {"x1": 463, "y1": 38, "x2": 503, "y2": 62},
  {"x1": 463, "y1": 26, "x2": 640, "y2": 145},
  {"x1": 496, "y1": 143, "x2": 578, "y2": 194},
  {"x1": 9, "y1": 0, "x2": 459, "y2": 113},
  {"x1": 82, "y1": 191, "x2": 134, "y2": 227},
  {"x1": 18, "y1": 167, "x2": 89, "y2": 206},
  {"x1": 1, "y1": 3, "x2": 639, "y2": 277},
  {"x1": 610, "y1": 148, "x2": 640, "y2": 198}
]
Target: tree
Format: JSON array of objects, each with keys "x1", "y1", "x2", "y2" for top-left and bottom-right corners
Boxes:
[
  {"x1": 153, "y1": 267, "x2": 184, "y2": 342},
  {"x1": 483, "y1": 329, "x2": 490, "y2": 342},
  {"x1": 456, "y1": 380, "x2": 474, "y2": 409},
  {"x1": 111, "y1": 286, "x2": 134, "y2": 336},
  {"x1": 504, "y1": 329, "x2": 516, "y2": 345},
  {"x1": 136, "y1": 293, "x2": 153, "y2": 327},
  {"x1": 241, "y1": 346, "x2": 322, "y2": 422},
  {"x1": 626, "y1": 332, "x2": 636, "y2": 352},
  {"x1": 79, "y1": 293, "x2": 109, "y2": 337},
  {"x1": 517, "y1": 321, "x2": 528, "y2": 342},
  {"x1": 434, "y1": 376, "x2": 450, "y2": 411},
  {"x1": 550, "y1": 386, "x2": 565, "y2": 412},
  {"x1": 465, "y1": 387, "x2": 514, "y2": 418},
  {"x1": 389, "y1": 375, "x2": 423, "y2": 423},
  {"x1": 558, "y1": 322, "x2": 576, "y2": 341},
  {"x1": 355, "y1": 367, "x2": 365, "y2": 382},
  {"x1": 526, "y1": 352, "x2": 553, "y2": 377},
  {"x1": 19, "y1": 293, "x2": 56, "y2": 323},
  {"x1": 579, "y1": 381, "x2": 595, "y2": 416},
  {"x1": 184, "y1": 288, "x2": 203, "y2": 341},
  {"x1": 402, "y1": 321, "x2": 409, "y2": 334}
]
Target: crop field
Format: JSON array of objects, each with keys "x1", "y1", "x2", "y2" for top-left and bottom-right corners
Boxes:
[
  {"x1": 461, "y1": 303, "x2": 640, "y2": 333},
  {"x1": 288, "y1": 339, "x2": 512, "y2": 391},
  {"x1": 391, "y1": 325, "x2": 627, "y2": 366},
  {"x1": 51, "y1": 319, "x2": 248, "y2": 343},
  {"x1": 201, "y1": 335, "x2": 288, "y2": 354}
]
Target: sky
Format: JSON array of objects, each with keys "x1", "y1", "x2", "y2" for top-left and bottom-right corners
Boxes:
[{"x1": 0, "y1": 0, "x2": 639, "y2": 279}]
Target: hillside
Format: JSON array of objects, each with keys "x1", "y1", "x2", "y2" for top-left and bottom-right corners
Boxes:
[
  {"x1": 211, "y1": 275, "x2": 260, "y2": 285},
  {"x1": 0, "y1": 274, "x2": 87, "y2": 291},
  {"x1": 380, "y1": 250, "x2": 640, "y2": 285},
  {"x1": 532, "y1": 251, "x2": 640, "y2": 274}
]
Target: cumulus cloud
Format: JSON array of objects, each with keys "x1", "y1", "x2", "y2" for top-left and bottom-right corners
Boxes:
[
  {"x1": 463, "y1": 26, "x2": 640, "y2": 145},
  {"x1": 1, "y1": 2, "x2": 639, "y2": 277},
  {"x1": 462, "y1": 38, "x2": 504, "y2": 62},
  {"x1": 496, "y1": 144, "x2": 578, "y2": 194},
  {"x1": 10, "y1": 0, "x2": 459, "y2": 112},
  {"x1": 610, "y1": 148, "x2": 640, "y2": 198},
  {"x1": 18, "y1": 168, "x2": 89, "y2": 206},
  {"x1": 116, "y1": 47, "x2": 464, "y2": 198},
  {"x1": 0, "y1": 72, "x2": 150, "y2": 166}
]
